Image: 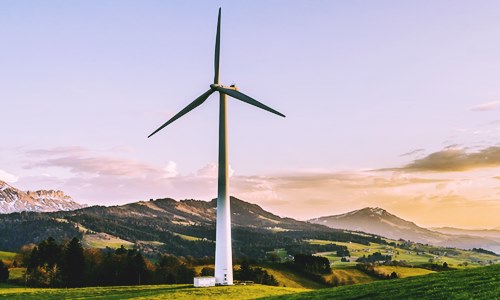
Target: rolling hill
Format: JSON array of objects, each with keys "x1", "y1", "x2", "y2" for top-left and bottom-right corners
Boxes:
[
  {"x1": 309, "y1": 207, "x2": 500, "y2": 253},
  {"x1": 0, "y1": 196, "x2": 384, "y2": 258},
  {"x1": 265, "y1": 263, "x2": 500, "y2": 299}
]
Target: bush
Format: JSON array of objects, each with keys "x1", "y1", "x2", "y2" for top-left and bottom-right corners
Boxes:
[{"x1": 0, "y1": 260, "x2": 9, "y2": 282}]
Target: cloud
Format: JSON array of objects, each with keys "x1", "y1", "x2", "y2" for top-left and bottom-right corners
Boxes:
[
  {"x1": 197, "y1": 163, "x2": 235, "y2": 178},
  {"x1": 25, "y1": 146, "x2": 89, "y2": 157},
  {"x1": 27, "y1": 155, "x2": 162, "y2": 177},
  {"x1": 163, "y1": 161, "x2": 178, "y2": 178},
  {"x1": 0, "y1": 169, "x2": 19, "y2": 183},
  {"x1": 400, "y1": 149, "x2": 425, "y2": 157},
  {"x1": 401, "y1": 146, "x2": 500, "y2": 172},
  {"x1": 471, "y1": 101, "x2": 500, "y2": 111}
]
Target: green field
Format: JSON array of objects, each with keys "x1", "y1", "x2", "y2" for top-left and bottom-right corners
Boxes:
[
  {"x1": 1, "y1": 265, "x2": 499, "y2": 299},
  {"x1": 264, "y1": 264, "x2": 500, "y2": 300},
  {"x1": 308, "y1": 239, "x2": 499, "y2": 268},
  {"x1": 374, "y1": 266, "x2": 435, "y2": 278},
  {"x1": 81, "y1": 233, "x2": 134, "y2": 249},
  {"x1": 260, "y1": 264, "x2": 328, "y2": 289},
  {"x1": 0, "y1": 252, "x2": 16, "y2": 264},
  {"x1": 0, "y1": 284, "x2": 307, "y2": 299},
  {"x1": 194, "y1": 264, "x2": 327, "y2": 289}
]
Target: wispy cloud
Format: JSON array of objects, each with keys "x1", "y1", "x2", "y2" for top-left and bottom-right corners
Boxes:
[
  {"x1": 401, "y1": 146, "x2": 500, "y2": 172},
  {"x1": 471, "y1": 101, "x2": 500, "y2": 111},
  {"x1": 400, "y1": 149, "x2": 425, "y2": 157}
]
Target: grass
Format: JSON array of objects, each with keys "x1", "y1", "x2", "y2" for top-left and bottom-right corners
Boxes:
[
  {"x1": 374, "y1": 266, "x2": 435, "y2": 278},
  {"x1": 173, "y1": 233, "x2": 204, "y2": 241},
  {"x1": 82, "y1": 233, "x2": 134, "y2": 249},
  {"x1": 308, "y1": 239, "x2": 499, "y2": 269},
  {"x1": 2, "y1": 264, "x2": 499, "y2": 299},
  {"x1": 323, "y1": 268, "x2": 376, "y2": 285},
  {"x1": 263, "y1": 263, "x2": 500, "y2": 300},
  {"x1": 193, "y1": 264, "x2": 327, "y2": 289},
  {"x1": 0, "y1": 252, "x2": 16, "y2": 265},
  {"x1": 0, "y1": 284, "x2": 308, "y2": 299},
  {"x1": 259, "y1": 264, "x2": 328, "y2": 289},
  {"x1": 6, "y1": 268, "x2": 25, "y2": 282}
]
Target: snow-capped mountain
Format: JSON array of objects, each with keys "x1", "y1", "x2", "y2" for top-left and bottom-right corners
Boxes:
[{"x1": 0, "y1": 180, "x2": 85, "y2": 213}]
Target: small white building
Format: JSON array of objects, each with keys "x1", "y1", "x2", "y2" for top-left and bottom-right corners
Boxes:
[{"x1": 194, "y1": 276, "x2": 216, "y2": 287}]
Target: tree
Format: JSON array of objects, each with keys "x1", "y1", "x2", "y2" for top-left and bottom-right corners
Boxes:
[
  {"x1": 0, "y1": 260, "x2": 9, "y2": 282},
  {"x1": 390, "y1": 271, "x2": 398, "y2": 279},
  {"x1": 131, "y1": 253, "x2": 149, "y2": 285},
  {"x1": 62, "y1": 237, "x2": 85, "y2": 287},
  {"x1": 239, "y1": 259, "x2": 253, "y2": 280},
  {"x1": 442, "y1": 262, "x2": 448, "y2": 270},
  {"x1": 200, "y1": 267, "x2": 214, "y2": 276}
]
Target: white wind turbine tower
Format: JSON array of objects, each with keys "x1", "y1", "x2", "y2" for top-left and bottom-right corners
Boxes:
[{"x1": 148, "y1": 8, "x2": 285, "y2": 285}]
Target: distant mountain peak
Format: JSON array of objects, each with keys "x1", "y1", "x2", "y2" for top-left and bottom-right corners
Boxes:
[
  {"x1": 309, "y1": 206, "x2": 446, "y2": 244},
  {"x1": 0, "y1": 180, "x2": 85, "y2": 214}
]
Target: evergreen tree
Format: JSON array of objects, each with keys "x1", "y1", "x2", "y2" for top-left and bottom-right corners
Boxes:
[{"x1": 63, "y1": 237, "x2": 85, "y2": 287}]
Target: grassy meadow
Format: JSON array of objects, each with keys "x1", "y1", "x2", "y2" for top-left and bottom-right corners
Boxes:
[
  {"x1": 263, "y1": 263, "x2": 500, "y2": 300},
  {"x1": 0, "y1": 283, "x2": 308, "y2": 300},
  {"x1": 1, "y1": 264, "x2": 499, "y2": 299}
]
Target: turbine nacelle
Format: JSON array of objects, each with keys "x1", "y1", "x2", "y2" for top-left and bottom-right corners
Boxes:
[{"x1": 210, "y1": 83, "x2": 239, "y2": 91}]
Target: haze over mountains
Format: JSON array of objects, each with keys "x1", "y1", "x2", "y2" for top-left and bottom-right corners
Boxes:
[
  {"x1": 0, "y1": 180, "x2": 85, "y2": 213},
  {"x1": 309, "y1": 207, "x2": 500, "y2": 253}
]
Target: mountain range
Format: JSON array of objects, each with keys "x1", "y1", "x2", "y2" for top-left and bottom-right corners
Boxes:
[
  {"x1": 1, "y1": 181, "x2": 498, "y2": 255},
  {"x1": 0, "y1": 180, "x2": 85, "y2": 213},
  {"x1": 309, "y1": 207, "x2": 500, "y2": 253},
  {"x1": 0, "y1": 195, "x2": 383, "y2": 258}
]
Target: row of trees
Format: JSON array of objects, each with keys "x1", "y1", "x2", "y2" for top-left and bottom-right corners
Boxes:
[
  {"x1": 24, "y1": 237, "x2": 200, "y2": 287},
  {"x1": 356, "y1": 252, "x2": 392, "y2": 263},
  {"x1": 22, "y1": 237, "x2": 283, "y2": 288}
]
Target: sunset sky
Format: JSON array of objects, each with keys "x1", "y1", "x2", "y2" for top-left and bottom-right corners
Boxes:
[{"x1": 1, "y1": 1, "x2": 500, "y2": 229}]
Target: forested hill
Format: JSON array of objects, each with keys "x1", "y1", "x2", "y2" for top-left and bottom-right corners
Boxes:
[{"x1": 0, "y1": 196, "x2": 384, "y2": 258}]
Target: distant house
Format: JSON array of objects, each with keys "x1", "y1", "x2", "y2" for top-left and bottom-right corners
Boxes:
[{"x1": 194, "y1": 277, "x2": 216, "y2": 287}]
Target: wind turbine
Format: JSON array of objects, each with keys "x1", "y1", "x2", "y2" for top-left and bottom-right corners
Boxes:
[{"x1": 148, "y1": 8, "x2": 285, "y2": 285}]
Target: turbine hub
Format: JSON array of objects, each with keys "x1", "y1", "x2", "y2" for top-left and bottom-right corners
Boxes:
[{"x1": 210, "y1": 83, "x2": 238, "y2": 91}]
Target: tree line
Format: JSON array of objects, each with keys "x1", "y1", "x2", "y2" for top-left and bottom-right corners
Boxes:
[
  {"x1": 22, "y1": 237, "x2": 203, "y2": 287},
  {"x1": 20, "y1": 237, "x2": 283, "y2": 288}
]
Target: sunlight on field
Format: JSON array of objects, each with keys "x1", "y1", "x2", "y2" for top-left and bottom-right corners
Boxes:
[
  {"x1": 7, "y1": 268, "x2": 26, "y2": 281},
  {"x1": 260, "y1": 265, "x2": 327, "y2": 289},
  {"x1": 265, "y1": 264, "x2": 500, "y2": 300},
  {"x1": 173, "y1": 232, "x2": 204, "y2": 241},
  {"x1": 307, "y1": 239, "x2": 499, "y2": 269},
  {"x1": 0, "y1": 251, "x2": 16, "y2": 264},
  {"x1": 324, "y1": 268, "x2": 376, "y2": 285},
  {"x1": 375, "y1": 266, "x2": 435, "y2": 278},
  {"x1": 82, "y1": 233, "x2": 134, "y2": 249},
  {"x1": 0, "y1": 284, "x2": 308, "y2": 300}
]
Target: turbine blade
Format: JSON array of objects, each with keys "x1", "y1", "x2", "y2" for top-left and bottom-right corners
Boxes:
[
  {"x1": 216, "y1": 87, "x2": 286, "y2": 118},
  {"x1": 214, "y1": 8, "x2": 221, "y2": 84},
  {"x1": 148, "y1": 89, "x2": 214, "y2": 138}
]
